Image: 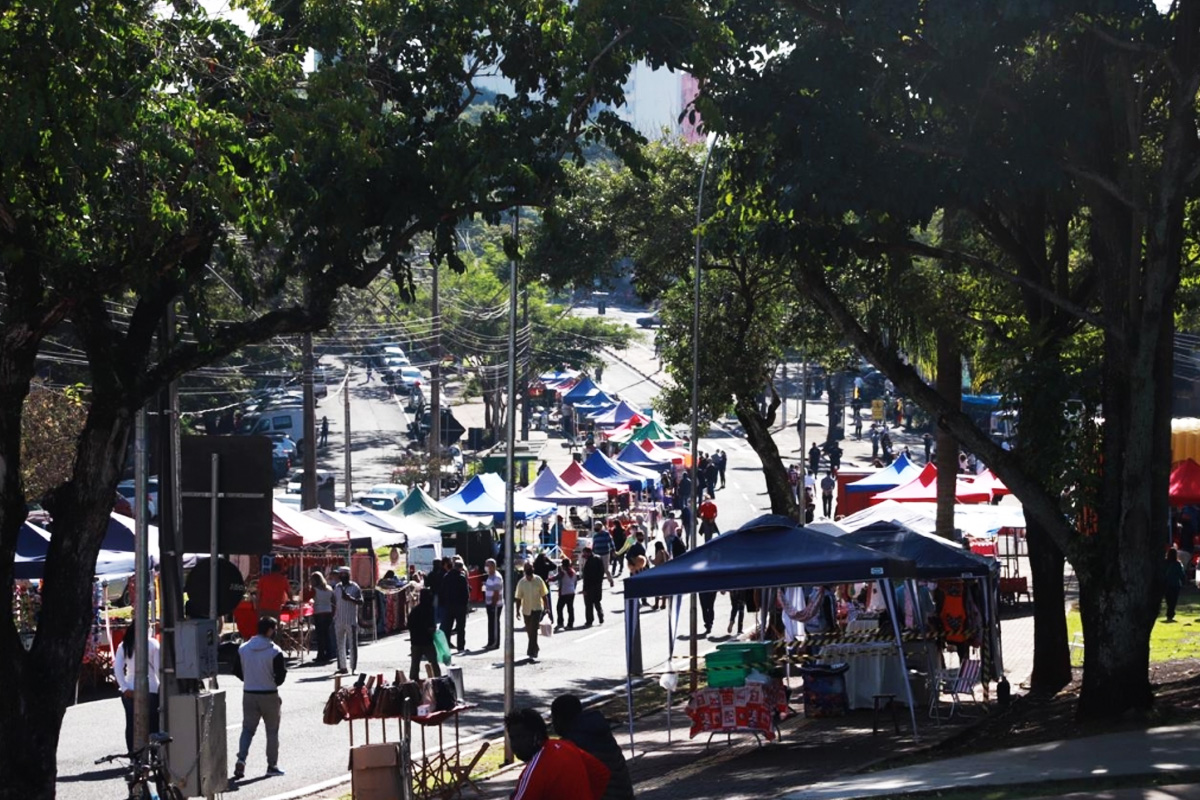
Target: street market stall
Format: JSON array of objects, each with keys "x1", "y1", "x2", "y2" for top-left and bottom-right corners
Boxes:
[
  {"x1": 622, "y1": 514, "x2": 921, "y2": 748},
  {"x1": 870, "y1": 464, "x2": 992, "y2": 505},
  {"x1": 583, "y1": 449, "x2": 658, "y2": 492},
  {"x1": 440, "y1": 473, "x2": 556, "y2": 525}
]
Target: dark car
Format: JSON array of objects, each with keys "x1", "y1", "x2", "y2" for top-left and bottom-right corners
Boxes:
[{"x1": 636, "y1": 313, "x2": 661, "y2": 328}]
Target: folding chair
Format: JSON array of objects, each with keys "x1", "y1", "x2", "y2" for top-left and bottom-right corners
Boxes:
[{"x1": 929, "y1": 659, "x2": 982, "y2": 721}]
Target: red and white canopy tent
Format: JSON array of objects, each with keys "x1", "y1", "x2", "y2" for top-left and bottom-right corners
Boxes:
[
  {"x1": 638, "y1": 438, "x2": 692, "y2": 468},
  {"x1": 967, "y1": 469, "x2": 1011, "y2": 502},
  {"x1": 1170, "y1": 459, "x2": 1200, "y2": 507},
  {"x1": 559, "y1": 461, "x2": 630, "y2": 500},
  {"x1": 870, "y1": 464, "x2": 992, "y2": 505},
  {"x1": 273, "y1": 500, "x2": 351, "y2": 549}
]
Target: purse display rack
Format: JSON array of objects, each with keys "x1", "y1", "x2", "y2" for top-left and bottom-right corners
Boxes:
[{"x1": 322, "y1": 668, "x2": 488, "y2": 800}]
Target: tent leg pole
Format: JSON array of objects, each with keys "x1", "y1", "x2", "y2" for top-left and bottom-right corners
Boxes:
[
  {"x1": 625, "y1": 597, "x2": 637, "y2": 758},
  {"x1": 882, "y1": 578, "x2": 920, "y2": 741}
]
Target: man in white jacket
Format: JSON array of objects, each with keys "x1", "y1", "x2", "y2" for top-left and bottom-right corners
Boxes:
[{"x1": 233, "y1": 616, "x2": 288, "y2": 780}]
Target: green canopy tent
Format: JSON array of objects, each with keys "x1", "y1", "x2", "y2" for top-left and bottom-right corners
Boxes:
[
  {"x1": 612, "y1": 418, "x2": 678, "y2": 445},
  {"x1": 388, "y1": 486, "x2": 492, "y2": 533}
]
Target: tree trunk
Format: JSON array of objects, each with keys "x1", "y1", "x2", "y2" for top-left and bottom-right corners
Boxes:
[
  {"x1": 934, "y1": 328, "x2": 960, "y2": 539},
  {"x1": 1024, "y1": 516, "x2": 1072, "y2": 695},
  {"x1": 0, "y1": 393, "x2": 134, "y2": 800},
  {"x1": 735, "y1": 397, "x2": 797, "y2": 519}
]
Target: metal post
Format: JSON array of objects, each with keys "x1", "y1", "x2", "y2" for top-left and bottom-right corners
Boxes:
[
  {"x1": 781, "y1": 361, "x2": 788, "y2": 429},
  {"x1": 344, "y1": 366, "x2": 353, "y2": 506},
  {"x1": 430, "y1": 262, "x2": 442, "y2": 499},
  {"x1": 302, "y1": 332, "x2": 318, "y2": 510},
  {"x1": 209, "y1": 454, "x2": 220, "y2": 621},
  {"x1": 503, "y1": 210, "x2": 519, "y2": 762},
  {"x1": 799, "y1": 355, "x2": 808, "y2": 523},
  {"x1": 134, "y1": 407, "x2": 150, "y2": 751},
  {"x1": 689, "y1": 133, "x2": 718, "y2": 691}
]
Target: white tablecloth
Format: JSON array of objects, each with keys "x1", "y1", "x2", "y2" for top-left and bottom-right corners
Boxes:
[{"x1": 820, "y1": 643, "x2": 911, "y2": 710}]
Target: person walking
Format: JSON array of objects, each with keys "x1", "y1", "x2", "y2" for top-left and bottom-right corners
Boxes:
[
  {"x1": 590, "y1": 522, "x2": 615, "y2": 587},
  {"x1": 309, "y1": 572, "x2": 335, "y2": 665},
  {"x1": 1165, "y1": 548, "x2": 1187, "y2": 622},
  {"x1": 515, "y1": 562, "x2": 550, "y2": 660},
  {"x1": 716, "y1": 449, "x2": 727, "y2": 489},
  {"x1": 698, "y1": 498, "x2": 719, "y2": 542},
  {"x1": 581, "y1": 547, "x2": 605, "y2": 627},
  {"x1": 439, "y1": 557, "x2": 470, "y2": 651},
  {"x1": 331, "y1": 566, "x2": 363, "y2": 674},
  {"x1": 408, "y1": 588, "x2": 441, "y2": 679},
  {"x1": 922, "y1": 432, "x2": 934, "y2": 463},
  {"x1": 808, "y1": 442, "x2": 822, "y2": 476},
  {"x1": 726, "y1": 588, "x2": 746, "y2": 635},
  {"x1": 820, "y1": 471, "x2": 836, "y2": 518},
  {"x1": 553, "y1": 557, "x2": 577, "y2": 630},
  {"x1": 113, "y1": 617, "x2": 160, "y2": 753},
  {"x1": 483, "y1": 559, "x2": 503, "y2": 650},
  {"x1": 233, "y1": 616, "x2": 287, "y2": 779},
  {"x1": 533, "y1": 550, "x2": 556, "y2": 624},
  {"x1": 651, "y1": 542, "x2": 669, "y2": 610},
  {"x1": 319, "y1": 416, "x2": 330, "y2": 447}
]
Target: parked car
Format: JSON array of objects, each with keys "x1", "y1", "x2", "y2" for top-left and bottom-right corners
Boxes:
[
  {"x1": 636, "y1": 312, "x2": 661, "y2": 328},
  {"x1": 357, "y1": 483, "x2": 408, "y2": 511},
  {"x1": 395, "y1": 366, "x2": 424, "y2": 391},
  {"x1": 286, "y1": 469, "x2": 335, "y2": 494},
  {"x1": 116, "y1": 477, "x2": 159, "y2": 519},
  {"x1": 236, "y1": 407, "x2": 308, "y2": 455}
]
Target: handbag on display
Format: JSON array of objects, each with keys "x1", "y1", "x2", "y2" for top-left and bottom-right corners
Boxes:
[
  {"x1": 431, "y1": 675, "x2": 457, "y2": 712},
  {"x1": 342, "y1": 674, "x2": 374, "y2": 720},
  {"x1": 323, "y1": 689, "x2": 349, "y2": 725},
  {"x1": 371, "y1": 676, "x2": 401, "y2": 718}
]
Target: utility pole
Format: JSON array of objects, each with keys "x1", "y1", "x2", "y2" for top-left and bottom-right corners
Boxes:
[
  {"x1": 502, "y1": 209, "x2": 519, "y2": 762},
  {"x1": 431, "y1": 262, "x2": 442, "y2": 499},
  {"x1": 781, "y1": 360, "x2": 788, "y2": 429},
  {"x1": 799, "y1": 356, "x2": 808, "y2": 523},
  {"x1": 301, "y1": 332, "x2": 318, "y2": 510},
  {"x1": 133, "y1": 407, "x2": 150, "y2": 750},
  {"x1": 157, "y1": 309, "x2": 184, "y2": 735},
  {"x1": 344, "y1": 364, "x2": 353, "y2": 506}
]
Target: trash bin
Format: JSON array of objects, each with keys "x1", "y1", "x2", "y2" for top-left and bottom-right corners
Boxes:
[
  {"x1": 467, "y1": 568, "x2": 485, "y2": 603},
  {"x1": 800, "y1": 663, "x2": 849, "y2": 718}
]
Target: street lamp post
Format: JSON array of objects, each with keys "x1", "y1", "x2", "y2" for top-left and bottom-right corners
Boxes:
[{"x1": 689, "y1": 132, "x2": 719, "y2": 691}]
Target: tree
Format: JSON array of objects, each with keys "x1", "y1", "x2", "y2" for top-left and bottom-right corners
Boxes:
[
  {"x1": 0, "y1": 0, "x2": 703, "y2": 794},
  {"x1": 692, "y1": 0, "x2": 1200, "y2": 717},
  {"x1": 20, "y1": 382, "x2": 88, "y2": 506}
]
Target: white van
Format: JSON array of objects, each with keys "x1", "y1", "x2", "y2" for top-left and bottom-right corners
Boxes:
[{"x1": 236, "y1": 407, "x2": 310, "y2": 454}]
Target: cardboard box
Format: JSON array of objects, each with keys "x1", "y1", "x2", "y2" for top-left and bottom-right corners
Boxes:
[{"x1": 351, "y1": 743, "x2": 403, "y2": 800}]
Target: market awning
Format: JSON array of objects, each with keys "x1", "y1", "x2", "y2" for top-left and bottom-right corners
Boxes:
[
  {"x1": 335, "y1": 505, "x2": 443, "y2": 551},
  {"x1": 623, "y1": 514, "x2": 916, "y2": 598},
  {"x1": 839, "y1": 521, "x2": 995, "y2": 578},
  {"x1": 1170, "y1": 459, "x2": 1200, "y2": 506},
  {"x1": 583, "y1": 449, "x2": 657, "y2": 491},
  {"x1": 389, "y1": 486, "x2": 493, "y2": 533},
  {"x1": 967, "y1": 469, "x2": 1011, "y2": 501},
  {"x1": 561, "y1": 376, "x2": 606, "y2": 404},
  {"x1": 588, "y1": 400, "x2": 645, "y2": 427},
  {"x1": 520, "y1": 468, "x2": 596, "y2": 506},
  {"x1": 440, "y1": 473, "x2": 556, "y2": 523},
  {"x1": 845, "y1": 453, "x2": 922, "y2": 494},
  {"x1": 870, "y1": 464, "x2": 991, "y2": 505},
  {"x1": 559, "y1": 461, "x2": 629, "y2": 497},
  {"x1": 273, "y1": 500, "x2": 351, "y2": 548}
]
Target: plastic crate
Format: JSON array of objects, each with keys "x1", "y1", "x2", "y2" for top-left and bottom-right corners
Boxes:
[{"x1": 705, "y1": 650, "x2": 751, "y2": 688}]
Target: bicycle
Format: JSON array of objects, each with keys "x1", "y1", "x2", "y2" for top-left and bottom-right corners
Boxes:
[{"x1": 96, "y1": 731, "x2": 184, "y2": 800}]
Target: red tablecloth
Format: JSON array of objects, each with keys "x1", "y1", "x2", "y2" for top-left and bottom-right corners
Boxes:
[
  {"x1": 685, "y1": 682, "x2": 788, "y2": 740},
  {"x1": 278, "y1": 603, "x2": 313, "y2": 625}
]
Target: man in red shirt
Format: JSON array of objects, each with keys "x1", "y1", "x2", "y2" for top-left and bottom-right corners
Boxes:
[
  {"x1": 506, "y1": 708, "x2": 609, "y2": 800},
  {"x1": 698, "y1": 498, "x2": 719, "y2": 543},
  {"x1": 256, "y1": 564, "x2": 291, "y2": 617}
]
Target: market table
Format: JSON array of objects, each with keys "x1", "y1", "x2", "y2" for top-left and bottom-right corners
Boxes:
[
  {"x1": 277, "y1": 603, "x2": 313, "y2": 661},
  {"x1": 685, "y1": 681, "x2": 790, "y2": 743}
]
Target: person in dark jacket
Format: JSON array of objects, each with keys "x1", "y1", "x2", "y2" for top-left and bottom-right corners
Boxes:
[
  {"x1": 408, "y1": 589, "x2": 441, "y2": 679},
  {"x1": 550, "y1": 694, "x2": 634, "y2": 800},
  {"x1": 533, "y1": 550, "x2": 555, "y2": 624},
  {"x1": 426, "y1": 559, "x2": 446, "y2": 624},
  {"x1": 233, "y1": 616, "x2": 288, "y2": 779},
  {"x1": 581, "y1": 547, "x2": 605, "y2": 626},
  {"x1": 439, "y1": 558, "x2": 470, "y2": 651}
]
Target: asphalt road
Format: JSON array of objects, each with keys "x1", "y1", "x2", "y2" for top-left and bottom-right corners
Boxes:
[{"x1": 55, "y1": 312, "x2": 775, "y2": 800}]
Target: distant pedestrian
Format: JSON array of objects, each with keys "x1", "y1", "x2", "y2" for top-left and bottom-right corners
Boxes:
[
  {"x1": 408, "y1": 588, "x2": 441, "y2": 679},
  {"x1": 113, "y1": 616, "x2": 160, "y2": 753},
  {"x1": 699, "y1": 499, "x2": 719, "y2": 542},
  {"x1": 716, "y1": 450, "x2": 727, "y2": 489},
  {"x1": 533, "y1": 550, "x2": 556, "y2": 624},
  {"x1": 923, "y1": 433, "x2": 934, "y2": 463},
  {"x1": 590, "y1": 522, "x2": 615, "y2": 586},
  {"x1": 808, "y1": 442, "x2": 821, "y2": 476},
  {"x1": 820, "y1": 472, "x2": 836, "y2": 518},
  {"x1": 309, "y1": 572, "x2": 335, "y2": 665},
  {"x1": 515, "y1": 562, "x2": 550, "y2": 660},
  {"x1": 331, "y1": 567, "x2": 362, "y2": 674},
  {"x1": 581, "y1": 547, "x2": 605, "y2": 626},
  {"x1": 1164, "y1": 548, "x2": 1186, "y2": 622},
  {"x1": 233, "y1": 616, "x2": 287, "y2": 779},
  {"x1": 319, "y1": 416, "x2": 329, "y2": 447},
  {"x1": 554, "y1": 557, "x2": 577, "y2": 630},
  {"x1": 439, "y1": 558, "x2": 470, "y2": 651},
  {"x1": 483, "y1": 559, "x2": 503, "y2": 650}
]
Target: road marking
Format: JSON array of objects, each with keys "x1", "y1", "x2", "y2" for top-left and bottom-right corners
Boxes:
[{"x1": 574, "y1": 629, "x2": 609, "y2": 643}]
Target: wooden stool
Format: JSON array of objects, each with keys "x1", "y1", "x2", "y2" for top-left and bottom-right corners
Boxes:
[{"x1": 873, "y1": 694, "x2": 900, "y2": 735}]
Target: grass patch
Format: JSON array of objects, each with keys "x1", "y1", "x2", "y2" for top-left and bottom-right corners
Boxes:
[{"x1": 1067, "y1": 594, "x2": 1200, "y2": 662}]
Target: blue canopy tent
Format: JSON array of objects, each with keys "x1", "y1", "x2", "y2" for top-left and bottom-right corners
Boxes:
[
  {"x1": 583, "y1": 450, "x2": 657, "y2": 492},
  {"x1": 621, "y1": 515, "x2": 922, "y2": 750},
  {"x1": 587, "y1": 399, "x2": 642, "y2": 426},
  {"x1": 440, "y1": 473, "x2": 555, "y2": 524},
  {"x1": 840, "y1": 521, "x2": 1005, "y2": 685},
  {"x1": 570, "y1": 395, "x2": 616, "y2": 413},
  {"x1": 16, "y1": 520, "x2": 149, "y2": 581},
  {"x1": 615, "y1": 441, "x2": 672, "y2": 471},
  {"x1": 520, "y1": 468, "x2": 596, "y2": 506},
  {"x1": 561, "y1": 376, "x2": 606, "y2": 404},
  {"x1": 844, "y1": 452, "x2": 921, "y2": 495}
]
